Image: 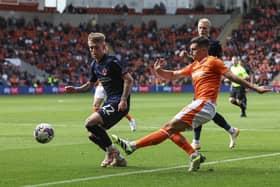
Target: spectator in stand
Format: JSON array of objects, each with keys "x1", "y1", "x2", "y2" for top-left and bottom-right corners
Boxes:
[
  {"x1": 1, "y1": 6, "x2": 278, "y2": 89},
  {"x1": 223, "y1": 2, "x2": 279, "y2": 86}
]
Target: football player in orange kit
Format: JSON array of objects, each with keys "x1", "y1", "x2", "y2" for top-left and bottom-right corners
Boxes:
[{"x1": 112, "y1": 36, "x2": 270, "y2": 172}]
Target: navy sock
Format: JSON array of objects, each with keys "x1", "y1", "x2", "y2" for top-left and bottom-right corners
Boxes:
[
  {"x1": 241, "y1": 106, "x2": 246, "y2": 115},
  {"x1": 243, "y1": 96, "x2": 247, "y2": 107},
  {"x1": 193, "y1": 126, "x2": 202, "y2": 141},
  {"x1": 212, "y1": 112, "x2": 231, "y2": 131},
  {"x1": 86, "y1": 125, "x2": 112, "y2": 150},
  {"x1": 88, "y1": 134, "x2": 106, "y2": 151}
]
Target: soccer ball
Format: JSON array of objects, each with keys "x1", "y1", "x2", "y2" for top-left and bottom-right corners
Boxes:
[{"x1": 34, "y1": 123, "x2": 54, "y2": 144}]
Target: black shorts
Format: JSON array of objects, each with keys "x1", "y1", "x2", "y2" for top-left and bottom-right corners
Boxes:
[
  {"x1": 230, "y1": 86, "x2": 246, "y2": 100},
  {"x1": 97, "y1": 100, "x2": 129, "y2": 130}
]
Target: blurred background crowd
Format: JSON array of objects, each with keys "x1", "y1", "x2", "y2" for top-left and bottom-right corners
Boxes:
[{"x1": 0, "y1": 0, "x2": 279, "y2": 89}]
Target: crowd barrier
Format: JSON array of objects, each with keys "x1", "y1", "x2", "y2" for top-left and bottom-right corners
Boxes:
[
  {"x1": 0, "y1": 85, "x2": 278, "y2": 95},
  {"x1": 0, "y1": 85, "x2": 226, "y2": 95}
]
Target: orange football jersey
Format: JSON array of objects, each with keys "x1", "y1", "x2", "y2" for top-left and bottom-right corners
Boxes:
[{"x1": 178, "y1": 56, "x2": 229, "y2": 104}]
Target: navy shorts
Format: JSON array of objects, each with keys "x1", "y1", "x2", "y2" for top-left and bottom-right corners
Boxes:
[
  {"x1": 230, "y1": 86, "x2": 246, "y2": 100},
  {"x1": 97, "y1": 100, "x2": 129, "y2": 130}
]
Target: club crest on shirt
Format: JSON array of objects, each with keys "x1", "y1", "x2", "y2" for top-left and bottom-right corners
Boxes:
[{"x1": 102, "y1": 68, "x2": 108, "y2": 76}]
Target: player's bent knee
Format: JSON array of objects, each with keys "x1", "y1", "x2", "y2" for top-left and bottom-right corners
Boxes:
[
  {"x1": 84, "y1": 113, "x2": 103, "y2": 129},
  {"x1": 236, "y1": 99, "x2": 241, "y2": 105},
  {"x1": 229, "y1": 98, "x2": 236, "y2": 104},
  {"x1": 88, "y1": 133, "x2": 95, "y2": 140},
  {"x1": 168, "y1": 122, "x2": 188, "y2": 133},
  {"x1": 84, "y1": 119, "x2": 92, "y2": 129},
  {"x1": 85, "y1": 119, "x2": 97, "y2": 130},
  {"x1": 86, "y1": 124, "x2": 102, "y2": 134}
]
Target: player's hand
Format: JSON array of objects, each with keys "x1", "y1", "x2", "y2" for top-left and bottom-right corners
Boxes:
[
  {"x1": 65, "y1": 86, "x2": 77, "y2": 93},
  {"x1": 179, "y1": 50, "x2": 194, "y2": 61},
  {"x1": 179, "y1": 50, "x2": 189, "y2": 58},
  {"x1": 118, "y1": 100, "x2": 127, "y2": 112},
  {"x1": 255, "y1": 86, "x2": 272, "y2": 94},
  {"x1": 153, "y1": 58, "x2": 166, "y2": 72}
]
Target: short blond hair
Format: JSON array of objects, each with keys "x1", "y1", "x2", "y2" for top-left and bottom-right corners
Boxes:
[
  {"x1": 198, "y1": 18, "x2": 211, "y2": 27},
  {"x1": 88, "y1": 32, "x2": 106, "y2": 43}
]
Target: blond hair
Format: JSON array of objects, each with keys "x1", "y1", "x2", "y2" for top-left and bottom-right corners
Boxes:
[
  {"x1": 88, "y1": 32, "x2": 106, "y2": 43},
  {"x1": 198, "y1": 18, "x2": 211, "y2": 28}
]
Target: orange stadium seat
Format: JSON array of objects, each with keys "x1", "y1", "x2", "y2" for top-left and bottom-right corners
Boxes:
[
  {"x1": 0, "y1": 2, "x2": 38, "y2": 12},
  {"x1": 86, "y1": 7, "x2": 136, "y2": 15}
]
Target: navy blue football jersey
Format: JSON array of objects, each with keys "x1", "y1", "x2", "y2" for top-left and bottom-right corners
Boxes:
[{"x1": 89, "y1": 54, "x2": 128, "y2": 102}]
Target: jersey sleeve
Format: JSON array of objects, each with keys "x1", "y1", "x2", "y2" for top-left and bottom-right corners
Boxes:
[
  {"x1": 176, "y1": 63, "x2": 193, "y2": 76},
  {"x1": 120, "y1": 58, "x2": 129, "y2": 75},
  {"x1": 213, "y1": 58, "x2": 229, "y2": 75},
  {"x1": 111, "y1": 57, "x2": 127, "y2": 76}
]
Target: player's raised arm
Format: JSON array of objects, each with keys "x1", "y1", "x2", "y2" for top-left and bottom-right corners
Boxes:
[
  {"x1": 223, "y1": 70, "x2": 271, "y2": 94},
  {"x1": 153, "y1": 58, "x2": 183, "y2": 80}
]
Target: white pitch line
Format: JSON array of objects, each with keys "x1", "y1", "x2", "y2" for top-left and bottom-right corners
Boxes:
[
  {"x1": 115, "y1": 126, "x2": 280, "y2": 132},
  {"x1": 22, "y1": 152, "x2": 280, "y2": 187}
]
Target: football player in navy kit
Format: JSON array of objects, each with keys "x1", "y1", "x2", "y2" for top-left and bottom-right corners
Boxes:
[{"x1": 65, "y1": 32, "x2": 133, "y2": 167}]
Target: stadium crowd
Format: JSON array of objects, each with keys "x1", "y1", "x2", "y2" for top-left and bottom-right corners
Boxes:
[
  {"x1": 0, "y1": 16, "x2": 219, "y2": 87},
  {"x1": 0, "y1": 3, "x2": 279, "y2": 88},
  {"x1": 223, "y1": 4, "x2": 280, "y2": 86},
  {"x1": 0, "y1": 62, "x2": 35, "y2": 87}
]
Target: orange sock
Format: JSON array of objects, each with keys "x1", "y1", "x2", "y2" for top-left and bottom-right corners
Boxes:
[
  {"x1": 125, "y1": 114, "x2": 132, "y2": 121},
  {"x1": 169, "y1": 133, "x2": 195, "y2": 155},
  {"x1": 135, "y1": 127, "x2": 170, "y2": 149},
  {"x1": 93, "y1": 107, "x2": 99, "y2": 112}
]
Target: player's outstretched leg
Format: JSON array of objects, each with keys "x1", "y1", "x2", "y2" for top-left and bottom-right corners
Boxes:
[{"x1": 112, "y1": 134, "x2": 136, "y2": 155}]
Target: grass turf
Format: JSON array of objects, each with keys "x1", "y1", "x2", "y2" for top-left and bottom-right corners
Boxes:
[{"x1": 0, "y1": 92, "x2": 279, "y2": 187}]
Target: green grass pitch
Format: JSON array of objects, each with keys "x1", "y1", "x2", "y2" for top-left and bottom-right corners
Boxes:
[{"x1": 0, "y1": 92, "x2": 279, "y2": 187}]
